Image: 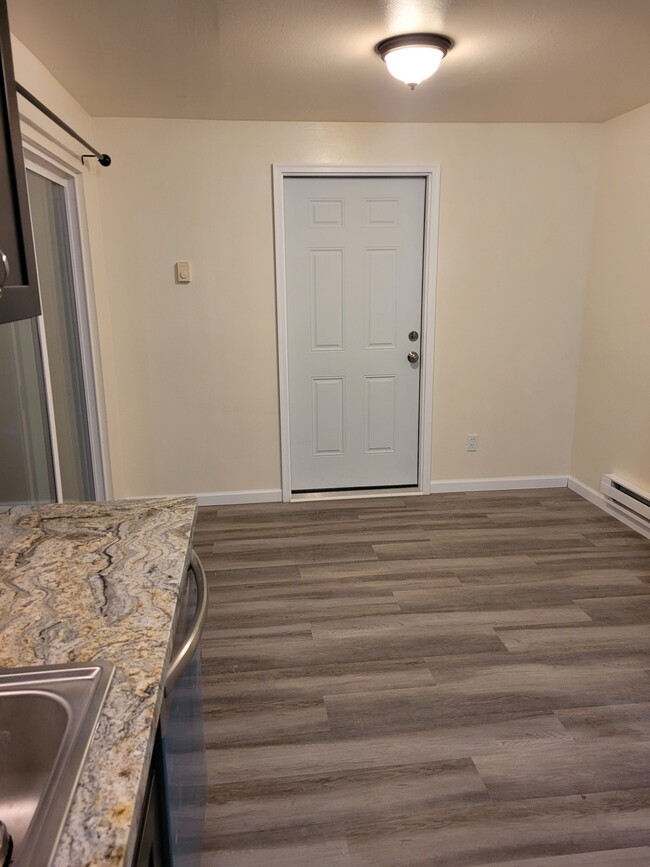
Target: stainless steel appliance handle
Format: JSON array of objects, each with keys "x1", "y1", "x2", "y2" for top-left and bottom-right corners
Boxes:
[
  {"x1": 165, "y1": 550, "x2": 208, "y2": 696},
  {"x1": 0, "y1": 250, "x2": 9, "y2": 296}
]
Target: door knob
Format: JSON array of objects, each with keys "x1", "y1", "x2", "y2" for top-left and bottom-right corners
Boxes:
[{"x1": 407, "y1": 351, "x2": 419, "y2": 363}]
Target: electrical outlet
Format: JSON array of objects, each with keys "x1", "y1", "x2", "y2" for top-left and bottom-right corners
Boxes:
[{"x1": 467, "y1": 434, "x2": 479, "y2": 452}]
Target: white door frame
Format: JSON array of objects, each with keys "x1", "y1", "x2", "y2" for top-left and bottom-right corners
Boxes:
[
  {"x1": 273, "y1": 164, "x2": 441, "y2": 503},
  {"x1": 21, "y1": 141, "x2": 113, "y2": 501}
]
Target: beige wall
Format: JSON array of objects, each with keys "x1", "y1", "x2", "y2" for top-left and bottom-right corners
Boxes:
[
  {"x1": 11, "y1": 36, "x2": 93, "y2": 141},
  {"x1": 10, "y1": 35, "x2": 605, "y2": 499},
  {"x1": 571, "y1": 102, "x2": 650, "y2": 493},
  {"x1": 91, "y1": 118, "x2": 599, "y2": 497}
]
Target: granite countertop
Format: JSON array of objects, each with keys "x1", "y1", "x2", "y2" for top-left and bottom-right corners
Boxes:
[{"x1": 0, "y1": 496, "x2": 198, "y2": 866}]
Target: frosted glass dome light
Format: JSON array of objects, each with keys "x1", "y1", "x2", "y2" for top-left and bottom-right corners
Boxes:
[
  {"x1": 384, "y1": 45, "x2": 444, "y2": 87},
  {"x1": 376, "y1": 34, "x2": 452, "y2": 90}
]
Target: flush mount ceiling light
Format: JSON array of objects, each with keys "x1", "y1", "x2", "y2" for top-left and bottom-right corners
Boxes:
[{"x1": 376, "y1": 33, "x2": 452, "y2": 90}]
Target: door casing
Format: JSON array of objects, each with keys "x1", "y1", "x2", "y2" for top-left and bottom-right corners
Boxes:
[{"x1": 273, "y1": 164, "x2": 441, "y2": 503}]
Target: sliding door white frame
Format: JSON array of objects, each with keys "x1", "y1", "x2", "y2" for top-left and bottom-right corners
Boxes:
[{"x1": 22, "y1": 145, "x2": 112, "y2": 500}]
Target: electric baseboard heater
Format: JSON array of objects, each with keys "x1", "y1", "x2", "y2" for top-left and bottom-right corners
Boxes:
[{"x1": 600, "y1": 474, "x2": 650, "y2": 530}]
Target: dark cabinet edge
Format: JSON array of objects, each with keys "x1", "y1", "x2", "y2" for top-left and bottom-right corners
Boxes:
[{"x1": 0, "y1": 0, "x2": 41, "y2": 324}]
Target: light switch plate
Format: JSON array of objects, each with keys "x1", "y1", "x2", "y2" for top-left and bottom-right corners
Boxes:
[{"x1": 175, "y1": 261, "x2": 191, "y2": 284}]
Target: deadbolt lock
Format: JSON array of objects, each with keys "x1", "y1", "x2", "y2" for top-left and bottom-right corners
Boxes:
[{"x1": 408, "y1": 330, "x2": 419, "y2": 341}]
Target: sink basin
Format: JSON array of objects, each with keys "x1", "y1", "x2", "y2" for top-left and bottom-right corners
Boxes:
[{"x1": 0, "y1": 661, "x2": 114, "y2": 867}]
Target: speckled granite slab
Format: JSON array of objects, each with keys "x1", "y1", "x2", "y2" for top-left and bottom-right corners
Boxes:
[{"x1": 0, "y1": 497, "x2": 197, "y2": 866}]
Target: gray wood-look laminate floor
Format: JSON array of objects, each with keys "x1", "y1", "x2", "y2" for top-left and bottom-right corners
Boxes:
[{"x1": 194, "y1": 488, "x2": 650, "y2": 866}]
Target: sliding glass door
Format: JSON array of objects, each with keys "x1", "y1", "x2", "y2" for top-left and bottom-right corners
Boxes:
[
  {"x1": 0, "y1": 166, "x2": 103, "y2": 506},
  {"x1": 27, "y1": 170, "x2": 96, "y2": 502},
  {"x1": 0, "y1": 317, "x2": 56, "y2": 504}
]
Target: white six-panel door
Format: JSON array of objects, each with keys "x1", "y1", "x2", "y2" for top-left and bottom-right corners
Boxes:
[{"x1": 285, "y1": 176, "x2": 426, "y2": 492}]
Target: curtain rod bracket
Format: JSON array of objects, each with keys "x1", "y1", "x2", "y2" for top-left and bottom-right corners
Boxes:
[{"x1": 82, "y1": 153, "x2": 112, "y2": 167}]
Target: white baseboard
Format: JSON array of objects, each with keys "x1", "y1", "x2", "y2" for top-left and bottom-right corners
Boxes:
[
  {"x1": 127, "y1": 489, "x2": 283, "y2": 506},
  {"x1": 195, "y1": 489, "x2": 283, "y2": 506},
  {"x1": 129, "y1": 479, "x2": 568, "y2": 506},
  {"x1": 130, "y1": 478, "x2": 566, "y2": 506},
  {"x1": 429, "y1": 475, "x2": 568, "y2": 493},
  {"x1": 568, "y1": 476, "x2": 650, "y2": 541},
  {"x1": 567, "y1": 476, "x2": 603, "y2": 507}
]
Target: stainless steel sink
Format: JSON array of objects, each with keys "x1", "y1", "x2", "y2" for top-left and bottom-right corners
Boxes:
[{"x1": 0, "y1": 661, "x2": 114, "y2": 867}]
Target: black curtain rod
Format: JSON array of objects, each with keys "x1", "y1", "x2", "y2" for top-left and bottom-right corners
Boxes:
[{"x1": 16, "y1": 82, "x2": 111, "y2": 167}]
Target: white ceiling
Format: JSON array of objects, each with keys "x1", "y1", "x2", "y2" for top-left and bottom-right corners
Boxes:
[{"x1": 8, "y1": 0, "x2": 650, "y2": 123}]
